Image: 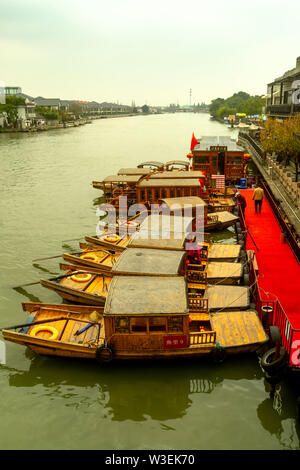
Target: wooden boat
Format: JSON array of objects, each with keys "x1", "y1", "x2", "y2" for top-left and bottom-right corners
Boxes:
[
  {"x1": 207, "y1": 197, "x2": 235, "y2": 213},
  {"x1": 205, "y1": 211, "x2": 239, "y2": 231},
  {"x1": 2, "y1": 280, "x2": 268, "y2": 362},
  {"x1": 157, "y1": 198, "x2": 238, "y2": 231},
  {"x1": 188, "y1": 135, "x2": 246, "y2": 181},
  {"x1": 63, "y1": 245, "x2": 121, "y2": 273},
  {"x1": 40, "y1": 269, "x2": 113, "y2": 305},
  {"x1": 86, "y1": 214, "x2": 198, "y2": 252}
]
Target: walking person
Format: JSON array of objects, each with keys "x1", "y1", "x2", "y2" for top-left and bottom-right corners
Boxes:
[{"x1": 252, "y1": 185, "x2": 264, "y2": 214}]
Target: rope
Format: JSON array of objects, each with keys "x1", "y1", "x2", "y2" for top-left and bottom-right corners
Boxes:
[{"x1": 211, "y1": 277, "x2": 260, "y2": 315}]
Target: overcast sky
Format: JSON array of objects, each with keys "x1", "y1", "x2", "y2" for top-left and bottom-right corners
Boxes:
[{"x1": 1, "y1": 0, "x2": 300, "y2": 106}]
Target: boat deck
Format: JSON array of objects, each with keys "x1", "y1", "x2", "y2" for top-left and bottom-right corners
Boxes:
[
  {"x1": 210, "y1": 310, "x2": 267, "y2": 349},
  {"x1": 206, "y1": 262, "x2": 243, "y2": 283},
  {"x1": 207, "y1": 244, "x2": 241, "y2": 261},
  {"x1": 205, "y1": 285, "x2": 250, "y2": 311}
]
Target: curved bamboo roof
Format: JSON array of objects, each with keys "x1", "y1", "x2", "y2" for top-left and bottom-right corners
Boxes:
[
  {"x1": 104, "y1": 276, "x2": 188, "y2": 315},
  {"x1": 111, "y1": 247, "x2": 186, "y2": 276}
]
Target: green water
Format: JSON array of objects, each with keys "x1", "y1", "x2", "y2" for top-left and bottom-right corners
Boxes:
[{"x1": 0, "y1": 113, "x2": 299, "y2": 450}]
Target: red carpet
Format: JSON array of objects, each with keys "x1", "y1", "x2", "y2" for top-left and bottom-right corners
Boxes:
[{"x1": 241, "y1": 189, "x2": 300, "y2": 329}]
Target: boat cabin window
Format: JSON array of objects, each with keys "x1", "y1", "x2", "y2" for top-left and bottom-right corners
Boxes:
[
  {"x1": 161, "y1": 188, "x2": 167, "y2": 198},
  {"x1": 141, "y1": 190, "x2": 145, "y2": 201},
  {"x1": 155, "y1": 189, "x2": 160, "y2": 201},
  {"x1": 167, "y1": 316, "x2": 183, "y2": 333},
  {"x1": 115, "y1": 317, "x2": 130, "y2": 334},
  {"x1": 130, "y1": 317, "x2": 147, "y2": 333},
  {"x1": 176, "y1": 188, "x2": 182, "y2": 197},
  {"x1": 228, "y1": 157, "x2": 242, "y2": 165},
  {"x1": 149, "y1": 317, "x2": 167, "y2": 333},
  {"x1": 194, "y1": 156, "x2": 209, "y2": 164}
]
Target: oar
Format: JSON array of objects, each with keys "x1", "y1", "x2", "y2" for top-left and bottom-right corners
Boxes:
[
  {"x1": 0, "y1": 313, "x2": 102, "y2": 332},
  {"x1": 0, "y1": 316, "x2": 67, "y2": 332},
  {"x1": 32, "y1": 247, "x2": 110, "y2": 263}
]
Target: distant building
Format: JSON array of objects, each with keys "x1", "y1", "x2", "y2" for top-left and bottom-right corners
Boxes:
[
  {"x1": 266, "y1": 57, "x2": 300, "y2": 118},
  {"x1": 34, "y1": 97, "x2": 61, "y2": 110},
  {"x1": 5, "y1": 86, "x2": 22, "y2": 96}
]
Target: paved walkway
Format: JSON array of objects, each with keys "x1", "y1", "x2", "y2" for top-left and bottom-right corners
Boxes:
[
  {"x1": 242, "y1": 189, "x2": 300, "y2": 329},
  {"x1": 239, "y1": 136, "x2": 300, "y2": 239}
]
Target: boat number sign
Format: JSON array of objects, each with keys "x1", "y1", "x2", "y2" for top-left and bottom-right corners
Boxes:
[
  {"x1": 163, "y1": 335, "x2": 187, "y2": 349},
  {"x1": 210, "y1": 146, "x2": 227, "y2": 151}
]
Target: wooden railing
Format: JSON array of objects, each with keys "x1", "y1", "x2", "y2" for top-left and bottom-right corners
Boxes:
[
  {"x1": 188, "y1": 296, "x2": 209, "y2": 312},
  {"x1": 189, "y1": 331, "x2": 216, "y2": 345},
  {"x1": 186, "y1": 269, "x2": 208, "y2": 284}
]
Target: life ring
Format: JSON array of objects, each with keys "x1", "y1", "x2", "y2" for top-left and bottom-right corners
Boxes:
[
  {"x1": 30, "y1": 325, "x2": 59, "y2": 340},
  {"x1": 95, "y1": 345, "x2": 114, "y2": 364},
  {"x1": 80, "y1": 253, "x2": 99, "y2": 262},
  {"x1": 260, "y1": 346, "x2": 286, "y2": 374},
  {"x1": 71, "y1": 273, "x2": 92, "y2": 282},
  {"x1": 103, "y1": 234, "x2": 120, "y2": 243}
]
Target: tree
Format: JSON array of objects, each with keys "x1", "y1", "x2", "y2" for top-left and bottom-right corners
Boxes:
[
  {"x1": 141, "y1": 104, "x2": 149, "y2": 114},
  {"x1": 216, "y1": 106, "x2": 237, "y2": 120},
  {"x1": 0, "y1": 95, "x2": 25, "y2": 127},
  {"x1": 260, "y1": 116, "x2": 300, "y2": 181},
  {"x1": 209, "y1": 98, "x2": 225, "y2": 118},
  {"x1": 36, "y1": 106, "x2": 59, "y2": 121},
  {"x1": 209, "y1": 91, "x2": 264, "y2": 119}
]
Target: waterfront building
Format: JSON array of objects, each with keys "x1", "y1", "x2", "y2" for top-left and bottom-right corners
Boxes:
[
  {"x1": 266, "y1": 57, "x2": 300, "y2": 118},
  {"x1": 5, "y1": 86, "x2": 22, "y2": 95},
  {"x1": 34, "y1": 97, "x2": 61, "y2": 110}
]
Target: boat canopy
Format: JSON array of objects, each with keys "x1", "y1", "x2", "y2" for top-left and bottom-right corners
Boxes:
[
  {"x1": 138, "y1": 214, "x2": 194, "y2": 235},
  {"x1": 165, "y1": 160, "x2": 190, "y2": 169},
  {"x1": 160, "y1": 196, "x2": 207, "y2": 210},
  {"x1": 102, "y1": 174, "x2": 144, "y2": 183},
  {"x1": 138, "y1": 178, "x2": 200, "y2": 187},
  {"x1": 137, "y1": 161, "x2": 164, "y2": 168},
  {"x1": 128, "y1": 230, "x2": 186, "y2": 251},
  {"x1": 111, "y1": 247, "x2": 186, "y2": 276},
  {"x1": 104, "y1": 276, "x2": 188, "y2": 315},
  {"x1": 193, "y1": 136, "x2": 245, "y2": 152},
  {"x1": 117, "y1": 168, "x2": 152, "y2": 175},
  {"x1": 145, "y1": 171, "x2": 205, "y2": 179}
]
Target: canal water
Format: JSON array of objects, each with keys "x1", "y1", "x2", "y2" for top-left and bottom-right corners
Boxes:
[{"x1": 0, "y1": 113, "x2": 299, "y2": 450}]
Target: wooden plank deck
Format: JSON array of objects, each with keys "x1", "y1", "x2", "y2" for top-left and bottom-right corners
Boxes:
[
  {"x1": 205, "y1": 285, "x2": 250, "y2": 311},
  {"x1": 206, "y1": 262, "x2": 243, "y2": 282},
  {"x1": 208, "y1": 244, "x2": 241, "y2": 261},
  {"x1": 210, "y1": 310, "x2": 267, "y2": 348}
]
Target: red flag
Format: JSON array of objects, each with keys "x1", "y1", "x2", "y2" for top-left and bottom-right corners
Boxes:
[{"x1": 190, "y1": 132, "x2": 198, "y2": 151}]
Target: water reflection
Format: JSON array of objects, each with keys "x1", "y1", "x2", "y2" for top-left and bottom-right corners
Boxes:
[
  {"x1": 32, "y1": 263, "x2": 59, "y2": 276},
  {"x1": 13, "y1": 287, "x2": 42, "y2": 303},
  {"x1": 6, "y1": 354, "x2": 261, "y2": 422},
  {"x1": 257, "y1": 381, "x2": 300, "y2": 448}
]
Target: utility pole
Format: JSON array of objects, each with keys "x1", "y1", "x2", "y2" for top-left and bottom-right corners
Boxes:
[{"x1": 189, "y1": 89, "x2": 192, "y2": 107}]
